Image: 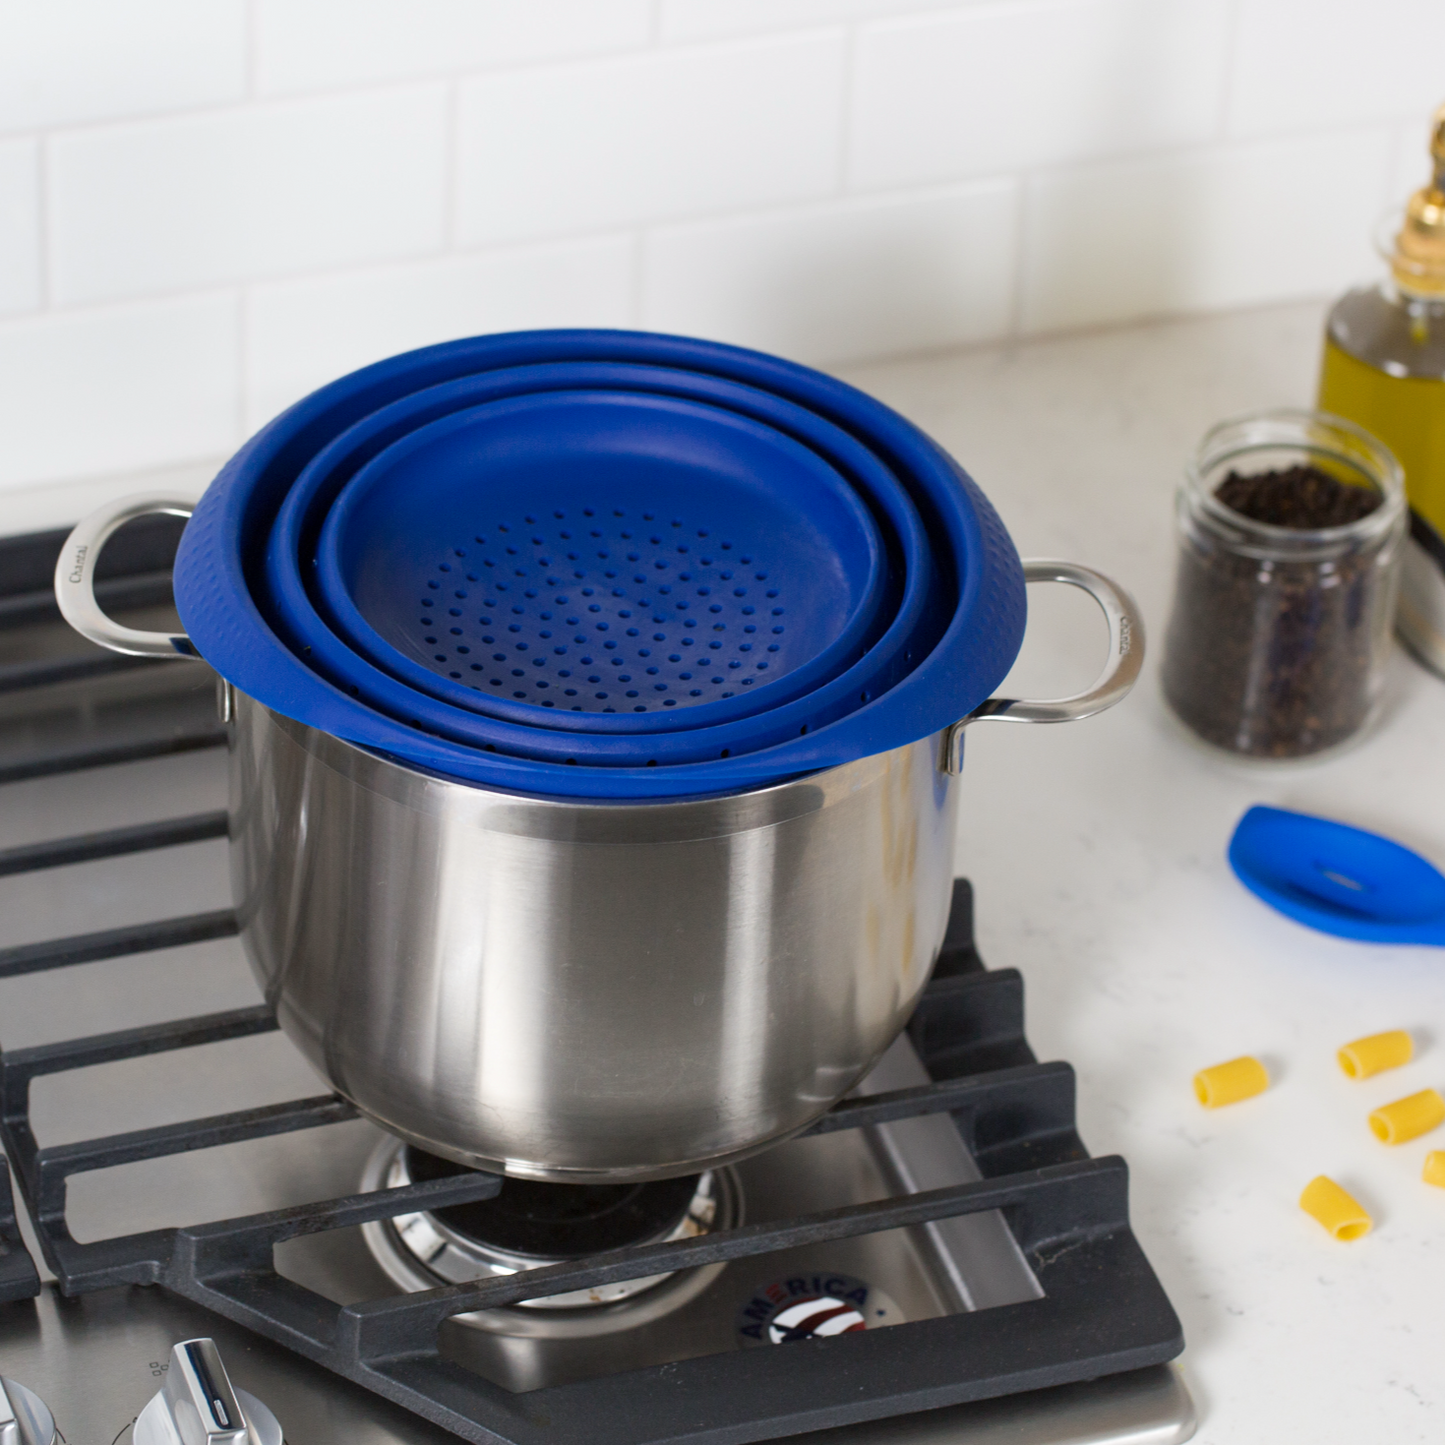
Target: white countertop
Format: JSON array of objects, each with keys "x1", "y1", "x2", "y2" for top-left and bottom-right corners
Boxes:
[{"x1": 842, "y1": 301, "x2": 1445, "y2": 1445}]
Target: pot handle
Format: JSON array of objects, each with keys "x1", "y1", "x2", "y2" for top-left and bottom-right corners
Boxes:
[
  {"x1": 54, "y1": 493, "x2": 198, "y2": 658},
  {"x1": 941, "y1": 559, "x2": 1143, "y2": 775}
]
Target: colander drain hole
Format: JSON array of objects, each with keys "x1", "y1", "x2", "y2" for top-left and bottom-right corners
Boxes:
[{"x1": 403, "y1": 509, "x2": 795, "y2": 714}]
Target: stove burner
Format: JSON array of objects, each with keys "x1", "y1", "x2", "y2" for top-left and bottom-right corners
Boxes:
[
  {"x1": 360, "y1": 1138, "x2": 743, "y2": 1337},
  {"x1": 404, "y1": 1146, "x2": 702, "y2": 1260}
]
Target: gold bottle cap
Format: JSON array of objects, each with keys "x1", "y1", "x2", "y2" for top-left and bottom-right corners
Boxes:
[{"x1": 1392, "y1": 103, "x2": 1445, "y2": 297}]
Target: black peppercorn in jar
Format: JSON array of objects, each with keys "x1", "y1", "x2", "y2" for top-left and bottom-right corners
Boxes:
[{"x1": 1162, "y1": 410, "x2": 1406, "y2": 759}]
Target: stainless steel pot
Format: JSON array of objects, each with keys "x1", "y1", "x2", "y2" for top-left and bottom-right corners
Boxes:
[{"x1": 57, "y1": 495, "x2": 1142, "y2": 1181}]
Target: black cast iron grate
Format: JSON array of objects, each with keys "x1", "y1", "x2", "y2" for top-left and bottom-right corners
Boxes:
[
  {"x1": 0, "y1": 522, "x2": 1182, "y2": 1443},
  {"x1": 0, "y1": 855, "x2": 1182, "y2": 1445},
  {"x1": 0, "y1": 1155, "x2": 39, "y2": 1302}
]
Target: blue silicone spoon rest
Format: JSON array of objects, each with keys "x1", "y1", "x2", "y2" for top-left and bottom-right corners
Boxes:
[{"x1": 1228, "y1": 804, "x2": 1445, "y2": 945}]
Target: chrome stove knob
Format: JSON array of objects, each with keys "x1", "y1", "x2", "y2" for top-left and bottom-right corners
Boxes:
[
  {"x1": 0, "y1": 1378, "x2": 57, "y2": 1445},
  {"x1": 132, "y1": 1340, "x2": 281, "y2": 1445}
]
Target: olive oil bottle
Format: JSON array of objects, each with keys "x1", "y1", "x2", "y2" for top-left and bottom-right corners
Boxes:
[{"x1": 1317, "y1": 104, "x2": 1445, "y2": 674}]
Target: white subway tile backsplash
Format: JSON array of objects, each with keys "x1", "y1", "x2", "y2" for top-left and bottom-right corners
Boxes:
[
  {"x1": 255, "y1": 0, "x2": 653, "y2": 95},
  {"x1": 0, "y1": 140, "x2": 41, "y2": 315},
  {"x1": 49, "y1": 88, "x2": 449, "y2": 305},
  {"x1": 0, "y1": 0, "x2": 246, "y2": 134},
  {"x1": 0, "y1": 0, "x2": 1423, "y2": 499},
  {"x1": 642, "y1": 182, "x2": 1017, "y2": 364},
  {"x1": 1230, "y1": 0, "x2": 1445, "y2": 138},
  {"x1": 1020, "y1": 130, "x2": 1392, "y2": 334},
  {"x1": 660, "y1": 0, "x2": 960, "y2": 42},
  {"x1": 244, "y1": 236, "x2": 635, "y2": 430},
  {"x1": 455, "y1": 35, "x2": 847, "y2": 245},
  {"x1": 850, "y1": 0, "x2": 1231, "y2": 190},
  {"x1": 0, "y1": 294, "x2": 238, "y2": 491}
]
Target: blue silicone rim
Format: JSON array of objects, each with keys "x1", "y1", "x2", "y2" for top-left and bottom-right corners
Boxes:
[{"x1": 175, "y1": 330, "x2": 1024, "y2": 800}]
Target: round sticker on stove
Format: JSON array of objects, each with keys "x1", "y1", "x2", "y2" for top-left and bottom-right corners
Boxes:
[{"x1": 736, "y1": 1273, "x2": 904, "y2": 1346}]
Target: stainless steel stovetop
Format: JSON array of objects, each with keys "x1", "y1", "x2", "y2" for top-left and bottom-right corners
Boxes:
[{"x1": 0, "y1": 527, "x2": 1195, "y2": 1445}]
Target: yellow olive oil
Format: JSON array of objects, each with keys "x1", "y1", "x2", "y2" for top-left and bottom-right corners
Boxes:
[{"x1": 1318, "y1": 337, "x2": 1445, "y2": 533}]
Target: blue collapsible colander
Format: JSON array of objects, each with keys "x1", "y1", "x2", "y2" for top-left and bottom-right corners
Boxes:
[
  {"x1": 317, "y1": 390, "x2": 887, "y2": 725},
  {"x1": 174, "y1": 330, "x2": 1025, "y2": 799},
  {"x1": 260, "y1": 362, "x2": 934, "y2": 755}
]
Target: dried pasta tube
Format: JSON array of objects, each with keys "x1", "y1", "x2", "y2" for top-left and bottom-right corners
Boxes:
[
  {"x1": 1299, "y1": 1176, "x2": 1372, "y2": 1240},
  {"x1": 1368, "y1": 1088, "x2": 1445, "y2": 1145},
  {"x1": 1337, "y1": 1030, "x2": 1414, "y2": 1079},
  {"x1": 1193, "y1": 1056, "x2": 1269, "y2": 1108},
  {"x1": 1424, "y1": 1151, "x2": 1445, "y2": 1189}
]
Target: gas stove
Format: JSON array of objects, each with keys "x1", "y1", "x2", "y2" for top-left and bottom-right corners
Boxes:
[{"x1": 0, "y1": 520, "x2": 1194, "y2": 1443}]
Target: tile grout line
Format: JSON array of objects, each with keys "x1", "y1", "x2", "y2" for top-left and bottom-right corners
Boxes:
[{"x1": 0, "y1": 74, "x2": 453, "y2": 149}]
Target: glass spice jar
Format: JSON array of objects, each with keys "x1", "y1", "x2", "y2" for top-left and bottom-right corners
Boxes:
[{"x1": 1162, "y1": 409, "x2": 1406, "y2": 759}]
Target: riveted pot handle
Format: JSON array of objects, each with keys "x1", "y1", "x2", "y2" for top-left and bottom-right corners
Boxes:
[
  {"x1": 941, "y1": 559, "x2": 1143, "y2": 775},
  {"x1": 54, "y1": 493, "x2": 198, "y2": 658}
]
